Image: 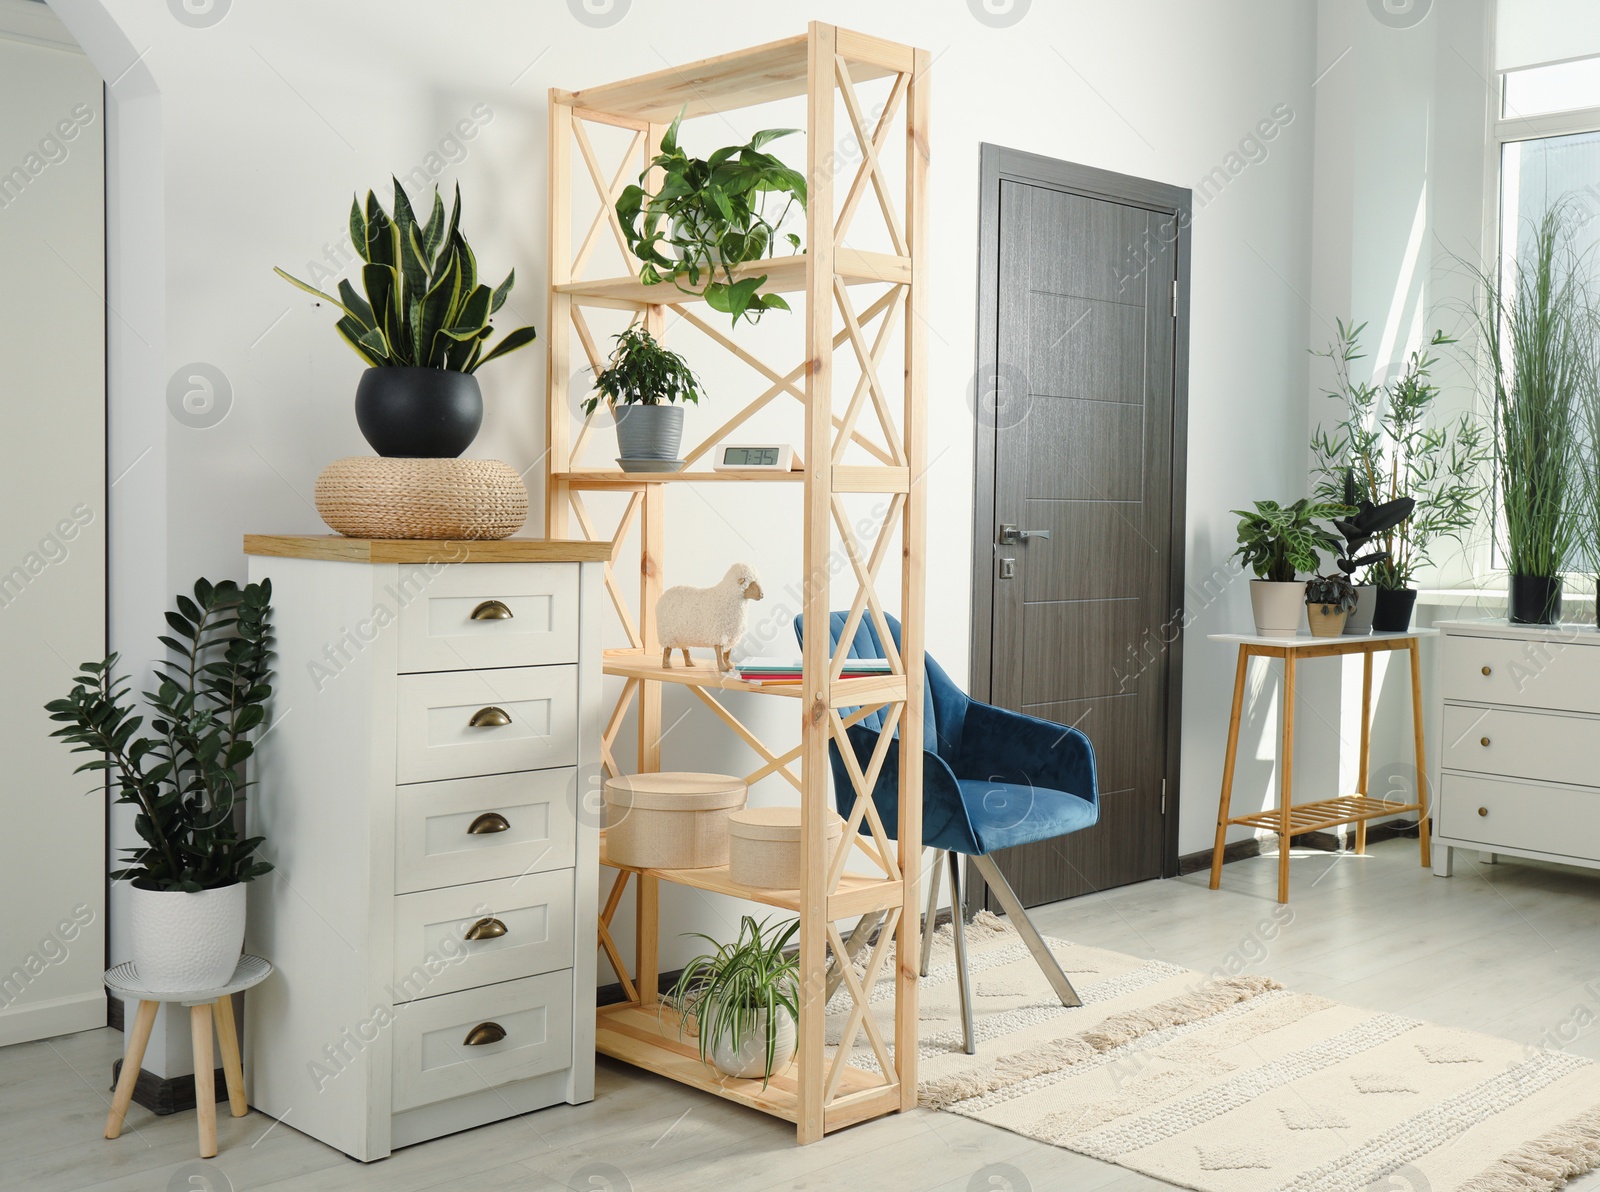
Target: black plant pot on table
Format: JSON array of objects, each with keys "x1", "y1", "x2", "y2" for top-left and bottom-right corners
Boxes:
[
  {"x1": 1508, "y1": 574, "x2": 1563, "y2": 626},
  {"x1": 1371, "y1": 587, "x2": 1418, "y2": 633},
  {"x1": 355, "y1": 367, "x2": 483, "y2": 458}
]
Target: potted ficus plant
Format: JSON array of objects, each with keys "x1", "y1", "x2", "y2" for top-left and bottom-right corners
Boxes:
[
  {"x1": 673, "y1": 915, "x2": 798, "y2": 1082},
  {"x1": 1304, "y1": 573, "x2": 1359, "y2": 637},
  {"x1": 1312, "y1": 320, "x2": 1488, "y2": 632},
  {"x1": 45, "y1": 580, "x2": 274, "y2": 993},
  {"x1": 1231, "y1": 499, "x2": 1343, "y2": 636},
  {"x1": 586, "y1": 327, "x2": 704, "y2": 468},
  {"x1": 1328, "y1": 470, "x2": 1416, "y2": 635},
  {"x1": 276, "y1": 180, "x2": 538, "y2": 458},
  {"x1": 618, "y1": 113, "x2": 807, "y2": 326}
]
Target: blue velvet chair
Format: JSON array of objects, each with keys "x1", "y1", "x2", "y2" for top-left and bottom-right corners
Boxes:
[{"x1": 796, "y1": 612, "x2": 1099, "y2": 1053}]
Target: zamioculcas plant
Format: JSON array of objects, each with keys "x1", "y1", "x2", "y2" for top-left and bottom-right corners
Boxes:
[{"x1": 275, "y1": 179, "x2": 537, "y2": 373}]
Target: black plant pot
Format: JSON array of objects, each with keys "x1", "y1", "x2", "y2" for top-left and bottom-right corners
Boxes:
[
  {"x1": 354, "y1": 367, "x2": 483, "y2": 458},
  {"x1": 1508, "y1": 574, "x2": 1563, "y2": 626},
  {"x1": 1371, "y1": 587, "x2": 1418, "y2": 633}
]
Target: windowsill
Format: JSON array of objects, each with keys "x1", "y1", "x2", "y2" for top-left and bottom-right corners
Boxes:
[{"x1": 1415, "y1": 587, "x2": 1597, "y2": 608}]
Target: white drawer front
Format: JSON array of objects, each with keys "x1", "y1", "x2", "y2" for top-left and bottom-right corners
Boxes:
[
  {"x1": 1442, "y1": 703, "x2": 1600, "y2": 790},
  {"x1": 396, "y1": 563, "x2": 579, "y2": 673},
  {"x1": 392, "y1": 871, "x2": 575, "y2": 1002},
  {"x1": 1440, "y1": 631, "x2": 1600, "y2": 715},
  {"x1": 1438, "y1": 773, "x2": 1600, "y2": 857},
  {"x1": 391, "y1": 970, "x2": 574, "y2": 1113},
  {"x1": 397, "y1": 666, "x2": 576, "y2": 783},
  {"x1": 396, "y1": 770, "x2": 578, "y2": 894}
]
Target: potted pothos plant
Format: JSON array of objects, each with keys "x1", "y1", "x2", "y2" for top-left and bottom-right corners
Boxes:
[
  {"x1": 1327, "y1": 470, "x2": 1416, "y2": 635},
  {"x1": 1311, "y1": 320, "x2": 1488, "y2": 632},
  {"x1": 277, "y1": 180, "x2": 538, "y2": 458},
  {"x1": 1304, "y1": 573, "x2": 1359, "y2": 638},
  {"x1": 673, "y1": 915, "x2": 798, "y2": 1082},
  {"x1": 1232, "y1": 499, "x2": 1342, "y2": 636},
  {"x1": 618, "y1": 113, "x2": 807, "y2": 326},
  {"x1": 46, "y1": 580, "x2": 274, "y2": 993},
  {"x1": 586, "y1": 327, "x2": 704, "y2": 468}
]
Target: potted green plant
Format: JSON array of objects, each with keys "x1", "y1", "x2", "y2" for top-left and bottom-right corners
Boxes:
[
  {"x1": 1470, "y1": 207, "x2": 1587, "y2": 625},
  {"x1": 45, "y1": 579, "x2": 274, "y2": 993},
  {"x1": 1327, "y1": 470, "x2": 1416, "y2": 635},
  {"x1": 673, "y1": 915, "x2": 798, "y2": 1082},
  {"x1": 277, "y1": 180, "x2": 538, "y2": 458},
  {"x1": 585, "y1": 327, "x2": 704, "y2": 468},
  {"x1": 617, "y1": 114, "x2": 807, "y2": 326},
  {"x1": 1311, "y1": 321, "x2": 1488, "y2": 632},
  {"x1": 1304, "y1": 573, "x2": 1358, "y2": 637},
  {"x1": 1231, "y1": 499, "x2": 1343, "y2": 636},
  {"x1": 1581, "y1": 336, "x2": 1600, "y2": 628}
]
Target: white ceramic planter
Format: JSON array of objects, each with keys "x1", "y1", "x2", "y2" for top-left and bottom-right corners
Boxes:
[
  {"x1": 1343, "y1": 585, "x2": 1377, "y2": 635},
  {"x1": 708, "y1": 1008, "x2": 797, "y2": 1080},
  {"x1": 127, "y1": 883, "x2": 246, "y2": 993},
  {"x1": 1249, "y1": 580, "x2": 1305, "y2": 638}
]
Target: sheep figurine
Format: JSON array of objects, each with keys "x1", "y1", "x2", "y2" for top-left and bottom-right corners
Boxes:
[{"x1": 656, "y1": 563, "x2": 764, "y2": 672}]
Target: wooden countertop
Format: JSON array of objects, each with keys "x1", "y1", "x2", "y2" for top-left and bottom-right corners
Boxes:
[{"x1": 244, "y1": 535, "x2": 613, "y2": 563}]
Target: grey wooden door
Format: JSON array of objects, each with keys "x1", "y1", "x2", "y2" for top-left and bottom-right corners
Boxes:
[{"x1": 972, "y1": 148, "x2": 1189, "y2": 909}]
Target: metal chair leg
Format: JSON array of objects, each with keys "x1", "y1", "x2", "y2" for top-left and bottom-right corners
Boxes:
[
  {"x1": 970, "y1": 853, "x2": 1082, "y2": 1009},
  {"x1": 825, "y1": 909, "x2": 885, "y2": 1002},
  {"x1": 920, "y1": 848, "x2": 944, "y2": 977},
  {"x1": 947, "y1": 851, "x2": 976, "y2": 1055}
]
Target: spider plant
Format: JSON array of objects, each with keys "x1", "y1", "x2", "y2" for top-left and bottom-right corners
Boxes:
[{"x1": 672, "y1": 915, "x2": 798, "y2": 1084}]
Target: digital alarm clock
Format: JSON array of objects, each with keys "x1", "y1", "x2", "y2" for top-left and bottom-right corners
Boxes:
[{"x1": 711, "y1": 444, "x2": 796, "y2": 471}]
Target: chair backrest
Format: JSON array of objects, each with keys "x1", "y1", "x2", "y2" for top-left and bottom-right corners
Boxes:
[{"x1": 792, "y1": 613, "x2": 968, "y2": 761}]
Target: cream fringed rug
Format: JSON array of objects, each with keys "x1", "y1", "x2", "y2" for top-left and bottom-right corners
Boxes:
[{"x1": 825, "y1": 913, "x2": 1600, "y2": 1192}]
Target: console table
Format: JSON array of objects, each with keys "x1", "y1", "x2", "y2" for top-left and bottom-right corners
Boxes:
[{"x1": 1207, "y1": 629, "x2": 1435, "y2": 902}]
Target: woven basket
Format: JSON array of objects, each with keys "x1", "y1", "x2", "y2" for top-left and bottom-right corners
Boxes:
[{"x1": 314, "y1": 456, "x2": 529, "y2": 540}]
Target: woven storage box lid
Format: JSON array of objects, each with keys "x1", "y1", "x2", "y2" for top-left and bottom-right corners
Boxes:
[
  {"x1": 604, "y1": 772, "x2": 746, "y2": 812},
  {"x1": 727, "y1": 806, "x2": 844, "y2": 842}
]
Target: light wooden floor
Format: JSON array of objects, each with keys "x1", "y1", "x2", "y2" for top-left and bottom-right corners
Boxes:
[{"x1": 11, "y1": 837, "x2": 1600, "y2": 1191}]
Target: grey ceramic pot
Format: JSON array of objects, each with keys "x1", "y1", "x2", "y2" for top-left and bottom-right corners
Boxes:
[{"x1": 614, "y1": 404, "x2": 684, "y2": 462}]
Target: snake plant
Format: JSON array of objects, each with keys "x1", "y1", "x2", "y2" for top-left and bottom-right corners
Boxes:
[{"x1": 276, "y1": 179, "x2": 537, "y2": 372}]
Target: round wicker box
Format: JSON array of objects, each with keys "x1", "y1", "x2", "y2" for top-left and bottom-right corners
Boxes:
[
  {"x1": 727, "y1": 806, "x2": 845, "y2": 889},
  {"x1": 603, "y1": 772, "x2": 747, "y2": 870},
  {"x1": 314, "y1": 456, "x2": 528, "y2": 540}
]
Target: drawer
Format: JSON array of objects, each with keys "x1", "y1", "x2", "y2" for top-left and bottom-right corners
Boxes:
[
  {"x1": 396, "y1": 563, "x2": 579, "y2": 673},
  {"x1": 392, "y1": 870, "x2": 575, "y2": 1002},
  {"x1": 395, "y1": 770, "x2": 577, "y2": 894},
  {"x1": 1440, "y1": 631, "x2": 1600, "y2": 715},
  {"x1": 1438, "y1": 773, "x2": 1600, "y2": 858},
  {"x1": 1442, "y1": 703, "x2": 1600, "y2": 789},
  {"x1": 397, "y1": 666, "x2": 576, "y2": 784},
  {"x1": 391, "y1": 970, "x2": 573, "y2": 1113}
]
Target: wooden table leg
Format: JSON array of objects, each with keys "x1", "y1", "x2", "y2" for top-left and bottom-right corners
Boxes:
[
  {"x1": 214, "y1": 994, "x2": 247, "y2": 1119},
  {"x1": 191, "y1": 1003, "x2": 217, "y2": 1159},
  {"x1": 1210, "y1": 646, "x2": 1250, "y2": 890},
  {"x1": 105, "y1": 999, "x2": 158, "y2": 1140},
  {"x1": 1278, "y1": 654, "x2": 1297, "y2": 905},
  {"x1": 1409, "y1": 639, "x2": 1431, "y2": 869},
  {"x1": 1356, "y1": 649, "x2": 1373, "y2": 855}
]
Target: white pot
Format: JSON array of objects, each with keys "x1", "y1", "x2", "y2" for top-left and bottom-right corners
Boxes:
[
  {"x1": 707, "y1": 1009, "x2": 797, "y2": 1080},
  {"x1": 1343, "y1": 585, "x2": 1377, "y2": 635},
  {"x1": 127, "y1": 883, "x2": 246, "y2": 993},
  {"x1": 1249, "y1": 580, "x2": 1305, "y2": 638}
]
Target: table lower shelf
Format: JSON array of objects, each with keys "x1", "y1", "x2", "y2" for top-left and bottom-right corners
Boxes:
[{"x1": 1226, "y1": 795, "x2": 1422, "y2": 837}]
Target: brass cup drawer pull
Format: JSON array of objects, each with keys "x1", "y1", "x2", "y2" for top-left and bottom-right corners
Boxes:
[
  {"x1": 1478, "y1": 807, "x2": 1489, "y2": 817},
  {"x1": 468, "y1": 706, "x2": 512, "y2": 728},
  {"x1": 468, "y1": 812, "x2": 511, "y2": 835},
  {"x1": 464, "y1": 917, "x2": 508, "y2": 941},
  {"x1": 470, "y1": 599, "x2": 514, "y2": 621},
  {"x1": 462, "y1": 1021, "x2": 506, "y2": 1046}
]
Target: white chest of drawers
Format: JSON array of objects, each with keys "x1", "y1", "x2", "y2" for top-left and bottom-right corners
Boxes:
[
  {"x1": 1433, "y1": 619, "x2": 1600, "y2": 878},
  {"x1": 241, "y1": 536, "x2": 607, "y2": 1161}
]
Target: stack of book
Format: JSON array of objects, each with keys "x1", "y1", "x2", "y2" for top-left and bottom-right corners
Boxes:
[{"x1": 736, "y1": 655, "x2": 893, "y2": 685}]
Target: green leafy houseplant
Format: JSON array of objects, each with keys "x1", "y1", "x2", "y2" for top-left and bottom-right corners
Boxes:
[
  {"x1": 1305, "y1": 573, "x2": 1359, "y2": 614},
  {"x1": 673, "y1": 915, "x2": 799, "y2": 1083},
  {"x1": 45, "y1": 579, "x2": 274, "y2": 892},
  {"x1": 1231, "y1": 499, "x2": 1343, "y2": 582},
  {"x1": 1311, "y1": 321, "x2": 1489, "y2": 591},
  {"x1": 276, "y1": 179, "x2": 537, "y2": 373},
  {"x1": 618, "y1": 114, "x2": 807, "y2": 325},
  {"x1": 1328, "y1": 469, "x2": 1416, "y2": 584},
  {"x1": 582, "y1": 327, "x2": 704, "y2": 417}
]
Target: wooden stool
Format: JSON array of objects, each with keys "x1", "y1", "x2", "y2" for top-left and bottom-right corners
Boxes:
[{"x1": 104, "y1": 955, "x2": 273, "y2": 1158}]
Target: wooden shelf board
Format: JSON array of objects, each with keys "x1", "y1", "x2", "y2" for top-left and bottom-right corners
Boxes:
[
  {"x1": 557, "y1": 251, "x2": 909, "y2": 307},
  {"x1": 556, "y1": 469, "x2": 806, "y2": 486},
  {"x1": 604, "y1": 650, "x2": 906, "y2": 708},
  {"x1": 595, "y1": 1003, "x2": 893, "y2": 1128},
  {"x1": 1229, "y1": 795, "x2": 1423, "y2": 836},
  {"x1": 557, "y1": 30, "x2": 907, "y2": 122},
  {"x1": 243, "y1": 535, "x2": 612, "y2": 564}
]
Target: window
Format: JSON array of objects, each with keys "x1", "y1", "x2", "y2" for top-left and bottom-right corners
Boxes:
[{"x1": 1503, "y1": 57, "x2": 1600, "y2": 119}]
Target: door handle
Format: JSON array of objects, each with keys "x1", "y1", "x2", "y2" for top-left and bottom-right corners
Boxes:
[{"x1": 998, "y1": 524, "x2": 1051, "y2": 545}]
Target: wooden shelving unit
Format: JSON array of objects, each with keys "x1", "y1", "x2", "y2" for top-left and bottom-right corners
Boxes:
[{"x1": 545, "y1": 24, "x2": 928, "y2": 1143}]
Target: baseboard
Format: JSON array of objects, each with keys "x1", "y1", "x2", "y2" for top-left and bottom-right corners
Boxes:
[
  {"x1": 106, "y1": 994, "x2": 228, "y2": 1116},
  {"x1": 1176, "y1": 829, "x2": 1342, "y2": 876},
  {"x1": 0, "y1": 991, "x2": 106, "y2": 1048}
]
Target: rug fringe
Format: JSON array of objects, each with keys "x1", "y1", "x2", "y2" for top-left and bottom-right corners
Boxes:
[
  {"x1": 920, "y1": 974, "x2": 1281, "y2": 1110},
  {"x1": 1458, "y1": 1106, "x2": 1600, "y2": 1192}
]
